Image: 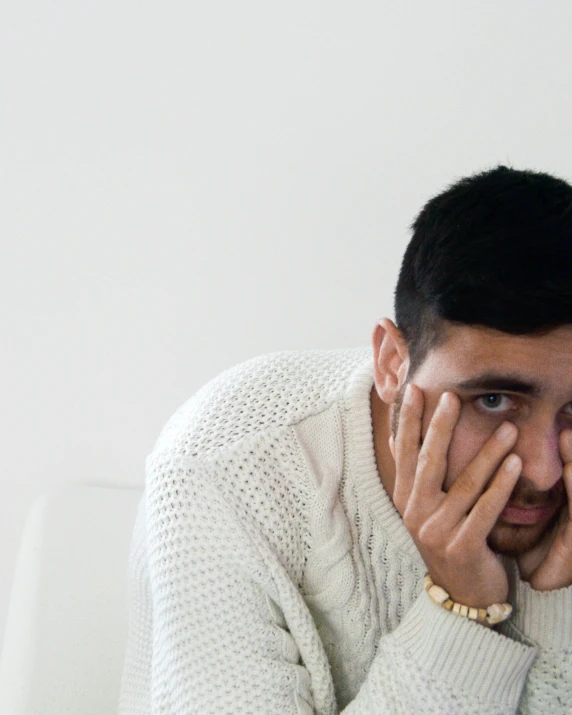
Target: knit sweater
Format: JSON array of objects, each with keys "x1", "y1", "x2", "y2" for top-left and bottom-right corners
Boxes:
[{"x1": 118, "y1": 347, "x2": 572, "y2": 714}]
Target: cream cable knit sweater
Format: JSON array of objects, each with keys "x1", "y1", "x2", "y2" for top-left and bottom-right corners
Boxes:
[{"x1": 118, "y1": 347, "x2": 572, "y2": 714}]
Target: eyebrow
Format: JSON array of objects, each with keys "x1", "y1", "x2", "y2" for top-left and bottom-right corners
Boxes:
[{"x1": 454, "y1": 373, "x2": 543, "y2": 398}]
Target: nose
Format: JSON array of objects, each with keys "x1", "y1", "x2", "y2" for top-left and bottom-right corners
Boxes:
[{"x1": 514, "y1": 421, "x2": 563, "y2": 492}]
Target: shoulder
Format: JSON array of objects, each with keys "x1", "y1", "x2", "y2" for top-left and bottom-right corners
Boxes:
[{"x1": 149, "y1": 346, "x2": 371, "y2": 465}]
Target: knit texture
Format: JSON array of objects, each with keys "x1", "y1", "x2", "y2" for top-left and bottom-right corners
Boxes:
[{"x1": 119, "y1": 347, "x2": 572, "y2": 714}]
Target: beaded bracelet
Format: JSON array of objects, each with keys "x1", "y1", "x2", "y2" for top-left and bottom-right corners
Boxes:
[{"x1": 424, "y1": 574, "x2": 512, "y2": 626}]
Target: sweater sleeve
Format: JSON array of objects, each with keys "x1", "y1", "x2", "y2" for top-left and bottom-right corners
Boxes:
[
  {"x1": 497, "y1": 562, "x2": 572, "y2": 713},
  {"x1": 345, "y1": 591, "x2": 536, "y2": 714},
  {"x1": 118, "y1": 457, "x2": 321, "y2": 714},
  {"x1": 118, "y1": 452, "x2": 540, "y2": 715}
]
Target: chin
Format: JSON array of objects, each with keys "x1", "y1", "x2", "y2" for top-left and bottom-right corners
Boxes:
[{"x1": 487, "y1": 521, "x2": 553, "y2": 556}]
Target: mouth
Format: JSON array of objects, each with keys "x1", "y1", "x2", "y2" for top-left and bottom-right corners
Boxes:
[{"x1": 500, "y1": 503, "x2": 559, "y2": 525}]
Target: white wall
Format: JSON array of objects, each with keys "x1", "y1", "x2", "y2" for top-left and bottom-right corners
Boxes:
[{"x1": 1, "y1": 0, "x2": 572, "y2": 646}]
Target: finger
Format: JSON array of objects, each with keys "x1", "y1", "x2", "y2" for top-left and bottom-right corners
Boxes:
[
  {"x1": 438, "y1": 421, "x2": 518, "y2": 527},
  {"x1": 460, "y1": 452, "x2": 522, "y2": 542},
  {"x1": 560, "y1": 430, "x2": 572, "y2": 520},
  {"x1": 410, "y1": 391, "x2": 461, "y2": 500},
  {"x1": 559, "y1": 428, "x2": 572, "y2": 465},
  {"x1": 392, "y1": 383, "x2": 424, "y2": 514}
]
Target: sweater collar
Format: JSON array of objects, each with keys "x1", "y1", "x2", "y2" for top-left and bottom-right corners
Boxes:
[{"x1": 343, "y1": 354, "x2": 421, "y2": 558}]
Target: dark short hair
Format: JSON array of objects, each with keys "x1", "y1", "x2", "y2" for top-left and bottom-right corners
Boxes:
[{"x1": 394, "y1": 165, "x2": 572, "y2": 378}]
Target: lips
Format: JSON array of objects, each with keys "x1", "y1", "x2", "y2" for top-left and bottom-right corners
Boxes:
[{"x1": 500, "y1": 503, "x2": 557, "y2": 525}]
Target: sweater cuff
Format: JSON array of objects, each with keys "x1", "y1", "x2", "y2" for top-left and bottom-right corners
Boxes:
[
  {"x1": 396, "y1": 591, "x2": 536, "y2": 706},
  {"x1": 508, "y1": 568, "x2": 572, "y2": 650}
]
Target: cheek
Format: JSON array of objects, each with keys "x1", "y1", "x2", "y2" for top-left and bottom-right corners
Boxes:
[{"x1": 443, "y1": 420, "x2": 491, "y2": 491}]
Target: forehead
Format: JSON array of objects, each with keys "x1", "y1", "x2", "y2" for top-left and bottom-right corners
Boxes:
[{"x1": 419, "y1": 323, "x2": 572, "y2": 388}]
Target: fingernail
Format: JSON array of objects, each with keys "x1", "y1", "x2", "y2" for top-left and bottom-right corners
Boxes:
[
  {"x1": 496, "y1": 422, "x2": 515, "y2": 441},
  {"x1": 404, "y1": 384, "x2": 413, "y2": 404},
  {"x1": 505, "y1": 454, "x2": 520, "y2": 472}
]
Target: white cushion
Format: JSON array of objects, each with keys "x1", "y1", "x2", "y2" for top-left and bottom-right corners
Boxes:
[{"x1": 0, "y1": 485, "x2": 142, "y2": 715}]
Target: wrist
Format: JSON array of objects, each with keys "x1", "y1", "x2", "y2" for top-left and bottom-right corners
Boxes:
[{"x1": 424, "y1": 574, "x2": 512, "y2": 626}]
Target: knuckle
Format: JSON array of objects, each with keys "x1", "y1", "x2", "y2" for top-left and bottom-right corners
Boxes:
[
  {"x1": 477, "y1": 496, "x2": 498, "y2": 521},
  {"x1": 417, "y1": 451, "x2": 441, "y2": 474},
  {"x1": 417, "y1": 521, "x2": 442, "y2": 550},
  {"x1": 453, "y1": 470, "x2": 478, "y2": 495},
  {"x1": 443, "y1": 543, "x2": 458, "y2": 564},
  {"x1": 402, "y1": 505, "x2": 420, "y2": 532}
]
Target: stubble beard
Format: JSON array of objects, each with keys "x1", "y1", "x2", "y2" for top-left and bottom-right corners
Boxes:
[{"x1": 486, "y1": 516, "x2": 560, "y2": 556}]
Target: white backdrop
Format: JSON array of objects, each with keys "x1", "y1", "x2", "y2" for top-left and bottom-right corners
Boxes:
[{"x1": 1, "y1": 0, "x2": 571, "y2": 646}]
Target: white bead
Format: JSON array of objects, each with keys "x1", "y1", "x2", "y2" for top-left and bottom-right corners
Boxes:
[
  {"x1": 486, "y1": 603, "x2": 509, "y2": 625},
  {"x1": 428, "y1": 584, "x2": 449, "y2": 604}
]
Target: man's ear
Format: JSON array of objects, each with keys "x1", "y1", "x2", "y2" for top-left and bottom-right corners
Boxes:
[{"x1": 371, "y1": 318, "x2": 409, "y2": 404}]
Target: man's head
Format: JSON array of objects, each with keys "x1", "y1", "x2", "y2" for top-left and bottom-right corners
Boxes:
[{"x1": 372, "y1": 165, "x2": 572, "y2": 556}]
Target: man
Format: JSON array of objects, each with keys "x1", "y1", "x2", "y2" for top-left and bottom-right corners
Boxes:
[{"x1": 119, "y1": 166, "x2": 572, "y2": 714}]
